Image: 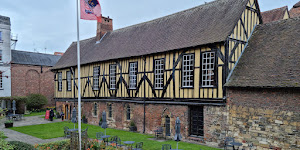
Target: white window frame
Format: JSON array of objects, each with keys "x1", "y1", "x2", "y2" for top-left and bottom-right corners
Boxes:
[
  {"x1": 93, "y1": 66, "x2": 100, "y2": 90},
  {"x1": 129, "y1": 62, "x2": 137, "y2": 89},
  {"x1": 58, "y1": 72, "x2": 62, "y2": 91},
  {"x1": 109, "y1": 64, "x2": 117, "y2": 90},
  {"x1": 154, "y1": 58, "x2": 165, "y2": 89},
  {"x1": 182, "y1": 54, "x2": 194, "y2": 88},
  {"x1": 66, "y1": 71, "x2": 71, "y2": 91},
  {"x1": 202, "y1": 52, "x2": 215, "y2": 87},
  {"x1": 0, "y1": 72, "x2": 3, "y2": 89}
]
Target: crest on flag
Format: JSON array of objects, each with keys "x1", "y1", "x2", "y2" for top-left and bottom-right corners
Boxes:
[{"x1": 80, "y1": 0, "x2": 102, "y2": 21}]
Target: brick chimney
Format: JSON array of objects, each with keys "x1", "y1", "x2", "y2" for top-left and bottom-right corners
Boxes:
[{"x1": 96, "y1": 16, "x2": 113, "y2": 41}]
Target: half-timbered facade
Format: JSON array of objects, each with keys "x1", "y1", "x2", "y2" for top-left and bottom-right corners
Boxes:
[{"x1": 53, "y1": 0, "x2": 262, "y2": 145}]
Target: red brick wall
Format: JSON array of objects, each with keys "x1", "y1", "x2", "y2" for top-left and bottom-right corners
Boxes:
[
  {"x1": 56, "y1": 100, "x2": 227, "y2": 147},
  {"x1": 56, "y1": 101, "x2": 190, "y2": 139},
  {"x1": 227, "y1": 88, "x2": 300, "y2": 112},
  {"x1": 11, "y1": 64, "x2": 55, "y2": 107}
]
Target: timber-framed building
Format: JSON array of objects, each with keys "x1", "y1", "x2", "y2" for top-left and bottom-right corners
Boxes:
[{"x1": 52, "y1": 0, "x2": 262, "y2": 145}]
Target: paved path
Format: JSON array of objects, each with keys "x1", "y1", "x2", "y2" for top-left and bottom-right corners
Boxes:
[{"x1": 0, "y1": 115, "x2": 65, "y2": 145}]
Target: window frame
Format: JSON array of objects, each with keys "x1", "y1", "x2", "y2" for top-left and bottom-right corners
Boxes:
[
  {"x1": 93, "y1": 102, "x2": 98, "y2": 117},
  {"x1": 58, "y1": 72, "x2": 62, "y2": 91},
  {"x1": 0, "y1": 72, "x2": 3, "y2": 89},
  {"x1": 66, "y1": 71, "x2": 72, "y2": 91},
  {"x1": 181, "y1": 53, "x2": 195, "y2": 88},
  {"x1": 109, "y1": 64, "x2": 117, "y2": 90},
  {"x1": 126, "y1": 105, "x2": 131, "y2": 120},
  {"x1": 0, "y1": 50, "x2": 2, "y2": 62},
  {"x1": 93, "y1": 66, "x2": 100, "y2": 91},
  {"x1": 200, "y1": 51, "x2": 217, "y2": 88},
  {"x1": 108, "y1": 104, "x2": 112, "y2": 118},
  {"x1": 0, "y1": 31, "x2": 2, "y2": 42},
  {"x1": 128, "y1": 62, "x2": 138, "y2": 90},
  {"x1": 154, "y1": 58, "x2": 165, "y2": 90}
]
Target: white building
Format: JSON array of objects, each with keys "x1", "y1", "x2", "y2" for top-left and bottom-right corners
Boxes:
[{"x1": 0, "y1": 15, "x2": 11, "y2": 108}]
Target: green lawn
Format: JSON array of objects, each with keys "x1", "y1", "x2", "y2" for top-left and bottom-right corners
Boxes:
[
  {"x1": 24, "y1": 111, "x2": 46, "y2": 117},
  {"x1": 10, "y1": 122, "x2": 219, "y2": 150}
]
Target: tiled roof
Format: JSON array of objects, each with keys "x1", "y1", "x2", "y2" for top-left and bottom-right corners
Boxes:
[
  {"x1": 261, "y1": 6, "x2": 288, "y2": 24},
  {"x1": 53, "y1": 0, "x2": 251, "y2": 70},
  {"x1": 290, "y1": 1, "x2": 300, "y2": 18},
  {"x1": 0, "y1": 15, "x2": 10, "y2": 25},
  {"x1": 226, "y1": 17, "x2": 300, "y2": 88},
  {"x1": 12, "y1": 50, "x2": 61, "y2": 67}
]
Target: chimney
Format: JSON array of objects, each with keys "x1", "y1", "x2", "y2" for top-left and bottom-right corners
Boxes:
[
  {"x1": 96, "y1": 16, "x2": 113, "y2": 41},
  {"x1": 54, "y1": 52, "x2": 64, "y2": 56}
]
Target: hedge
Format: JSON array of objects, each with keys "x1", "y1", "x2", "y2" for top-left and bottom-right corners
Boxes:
[{"x1": 8, "y1": 141, "x2": 35, "y2": 150}]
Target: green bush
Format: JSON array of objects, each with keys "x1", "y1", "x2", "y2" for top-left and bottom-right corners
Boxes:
[
  {"x1": 0, "y1": 132, "x2": 14, "y2": 150},
  {"x1": 26, "y1": 94, "x2": 48, "y2": 110},
  {"x1": 8, "y1": 141, "x2": 35, "y2": 150}
]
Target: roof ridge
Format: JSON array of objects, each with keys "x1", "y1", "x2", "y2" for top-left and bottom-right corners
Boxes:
[
  {"x1": 260, "y1": 15, "x2": 300, "y2": 26},
  {"x1": 12, "y1": 50, "x2": 60, "y2": 57},
  {"x1": 262, "y1": 6, "x2": 288, "y2": 13},
  {"x1": 112, "y1": 0, "x2": 234, "y2": 33}
]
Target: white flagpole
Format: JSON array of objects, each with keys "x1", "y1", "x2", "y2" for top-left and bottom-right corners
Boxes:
[{"x1": 76, "y1": 0, "x2": 82, "y2": 149}]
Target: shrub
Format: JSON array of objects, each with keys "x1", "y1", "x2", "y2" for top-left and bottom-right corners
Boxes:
[
  {"x1": 7, "y1": 141, "x2": 35, "y2": 150},
  {"x1": 35, "y1": 140, "x2": 70, "y2": 150},
  {"x1": 130, "y1": 121, "x2": 136, "y2": 127},
  {"x1": 0, "y1": 132, "x2": 14, "y2": 150},
  {"x1": 26, "y1": 94, "x2": 48, "y2": 110}
]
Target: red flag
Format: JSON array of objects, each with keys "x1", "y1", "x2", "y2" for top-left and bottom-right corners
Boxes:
[{"x1": 80, "y1": 0, "x2": 102, "y2": 22}]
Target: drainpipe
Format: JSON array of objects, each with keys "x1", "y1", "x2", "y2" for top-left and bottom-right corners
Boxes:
[{"x1": 143, "y1": 56, "x2": 146, "y2": 133}]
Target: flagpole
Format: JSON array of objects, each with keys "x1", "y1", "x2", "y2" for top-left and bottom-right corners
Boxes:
[{"x1": 76, "y1": 0, "x2": 82, "y2": 149}]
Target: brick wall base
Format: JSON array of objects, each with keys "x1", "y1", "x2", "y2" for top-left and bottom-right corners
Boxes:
[{"x1": 56, "y1": 101, "x2": 226, "y2": 147}]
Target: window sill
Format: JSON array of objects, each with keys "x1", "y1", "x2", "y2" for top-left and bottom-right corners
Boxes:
[{"x1": 181, "y1": 86, "x2": 194, "y2": 89}]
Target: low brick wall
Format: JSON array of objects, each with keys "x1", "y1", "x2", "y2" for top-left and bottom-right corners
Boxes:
[{"x1": 227, "y1": 88, "x2": 300, "y2": 150}]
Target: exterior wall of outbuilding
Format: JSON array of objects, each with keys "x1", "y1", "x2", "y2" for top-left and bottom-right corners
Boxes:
[
  {"x1": 11, "y1": 64, "x2": 55, "y2": 107},
  {"x1": 227, "y1": 88, "x2": 300, "y2": 150}
]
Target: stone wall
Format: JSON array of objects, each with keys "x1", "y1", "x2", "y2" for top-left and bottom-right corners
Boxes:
[
  {"x1": 203, "y1": 106, "x2": 228, "y2": 147},
  {"x1": 227, "y1": 88, "x2": 300, "y2": 150},
  {"x1": 11, "y1": 64, "x2": 55, "y2": 107}
]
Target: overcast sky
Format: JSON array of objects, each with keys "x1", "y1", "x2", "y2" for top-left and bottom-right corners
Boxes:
[{"x1": 0, "y1": 0, "x2": 298, "y2": 54}]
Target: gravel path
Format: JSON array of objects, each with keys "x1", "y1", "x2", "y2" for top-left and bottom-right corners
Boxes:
[{"x1": 0, "y1": 115, "x2": 65, "y2": 145}]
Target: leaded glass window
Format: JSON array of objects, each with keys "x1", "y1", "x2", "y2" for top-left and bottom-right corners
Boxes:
[
  {"x1": 182, "y1": 54, "x2": 194, "y2": 88},
  {"x1": 66, "y1": 71, "x2": 71, "y2": 91},
  {"x1": 93, "y1": 66, "x2": 100, "y2": 90},
  {"x1": 109, "y1": 64, "x2": 117, "y2": 90},
  {"x1": 129, "y1": 62, "x2": 137, "y2": 89},
  {"x1": 154, "y1": 59, "x2": 164, "y2": 89},
  {"x1": 58, "y1": 72, "x2": 62, "y2": 91},
  {"x1": 202, "y1": 52, "x2": 215, "y2": 87}
]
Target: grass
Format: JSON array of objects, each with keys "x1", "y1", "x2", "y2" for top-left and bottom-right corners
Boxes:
[
  {"x1": 24, "y1": 111, "x2": 46, "y2": 117},
  {"x1": 10, "y1": 122, "x2": 220, "y2": 150}
]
